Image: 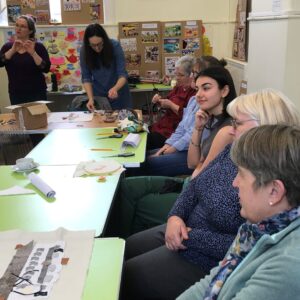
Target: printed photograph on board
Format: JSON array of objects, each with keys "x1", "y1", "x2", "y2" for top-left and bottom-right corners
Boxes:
[
  {"x1": 125, "y1": 53, "x2": 141, "y2": 67},
  {"x1": 120, "y1": 38, "x2": 137, "y2": 52},
  {"x1": 145, "y1": 46, "x2": 159, "y2": 63},
  {"x1": 122, "y1": 23, "x2": 139, "y2": 37},
  {"x1": 141, "y1": 31, "x2": 159, "y2": 43},
  {"x1": 164, "y1": 23, "x2": 181, "y2": 37},
  {"x1": 165, "y1": 56, "x2": 179, "y2": 76},
  {"x1": 163, "y1": 38, "x2": 180, "y2": 54},
  {"x1": 184, "y1": 25, "x2": 198, "y2": 38}
]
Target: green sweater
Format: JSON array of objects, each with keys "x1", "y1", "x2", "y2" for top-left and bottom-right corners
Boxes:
[{"x1": 177, "y1": 218, "x2": 300, "y2": 300}]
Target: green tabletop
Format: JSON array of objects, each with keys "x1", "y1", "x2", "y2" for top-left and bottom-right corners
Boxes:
[
  {"x1": 26, "y1": 127, "x2": 147, "y2": 166},
  {"x1": 133, "y1": 83, "x2": 171, "y2": 92},
  {"x1": 83, "y1": 238, "x2": 125, "y2": 300},
  {"x1": 0, "y1": 165, "x2": 120, "y2": 236}
]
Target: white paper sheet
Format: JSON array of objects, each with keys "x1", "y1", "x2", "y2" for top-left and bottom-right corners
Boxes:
[
  {"x1": 0, "y1": 185, "x2": 35, "y2": 196},
  {"x1": 47, "y1": 112, "x2": 93, "y2": 123}
]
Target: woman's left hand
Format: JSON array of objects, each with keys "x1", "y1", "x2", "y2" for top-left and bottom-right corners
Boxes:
[
  {"x1": 108, "y1": 87, "x2": 118, "y2": 99},
  {"x1": 23, "y1": 39, "x2": 36, "y2": 55},
  {"x1": 158, "y1": 99, "x2": 172, "y2": 109}
]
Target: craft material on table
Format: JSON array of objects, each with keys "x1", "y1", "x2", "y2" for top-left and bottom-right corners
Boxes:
[
  {"x1": 96, "y1": 133, "x2": 123, "y2": 140},
  {"x1": 0, "y1": 185, "x2": 35, "y2": 196},
  {"x1": 0, "y1": 228, "x2": 95, "y2": 300},
  {"x1": 102, "y1": 152, "x2": 135, "y2": 158},
  {"x1": 27, "y1": 173, "x2": 56, "y2": 198},
  {"x1": 90, "y1": 148, "x2": 113, "y2": 151},
  {"x1": 121, "y1": 133, "x2": 141, "y2": 149},
  {"x1": 73, "y1": 160, "x2": 125, "y2": 177},
  {"x1": 47, "y1": 112, "x2": 93, "y2": 123}
]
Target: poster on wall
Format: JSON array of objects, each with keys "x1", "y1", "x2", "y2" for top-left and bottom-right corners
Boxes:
[
  {"x1": 165, "y1": 57, "x2": 179, "y2": 76},
  {"x1": 164, "y1": 23, "x2": 181, "y2": 37},
  {"x1": 63, "y1": 0, "x2": 81, "y2": 11},
  {"x1": 7, "y1": 5, "x2": 21, "y2": 24},
  {"x1": 89, "y1": 4, "x2": 101, "y2": 21},
  {"x1": 21, "y1": 0, "x2": 36, "y2": 9},
  {"x1": 120, "y1": 38, "x2": 137, "y2": 52},
  {"x1": 232, "y1": 0, "x2": 248, "y2": 61},
  {"x1": 4, "y1": 26, "x2": 84, "y2": 92}
]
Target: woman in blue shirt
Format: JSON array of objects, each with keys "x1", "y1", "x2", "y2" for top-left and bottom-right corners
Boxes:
[{"x1": 80, "y1": 23, "x2": 132, "y2": 110}]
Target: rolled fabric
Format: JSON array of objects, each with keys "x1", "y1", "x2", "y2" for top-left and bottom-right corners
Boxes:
[{"x1": 27, "y1": 173, "x2": 56, "y2": 198}]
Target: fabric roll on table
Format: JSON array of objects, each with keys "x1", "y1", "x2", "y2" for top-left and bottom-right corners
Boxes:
[{"x1": 27, "y1": 172, "x2": 56, "y2": 198}]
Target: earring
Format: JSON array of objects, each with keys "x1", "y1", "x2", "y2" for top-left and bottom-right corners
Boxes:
[{"x1": 269, "y1": 201, "x2": 273, "y2": 206}]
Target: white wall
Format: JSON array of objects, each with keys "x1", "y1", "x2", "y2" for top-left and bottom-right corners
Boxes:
[
  {"x1": 247, "y1": 0, "x2": 300, "y2": 109},
  {"x1": 0, "y1": 0, "x2": 240, "y2": 111}
]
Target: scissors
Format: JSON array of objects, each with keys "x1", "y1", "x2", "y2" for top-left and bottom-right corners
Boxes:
[
  {"x1": 97, "y1": 133, "x2": 123, "y2": 140},
  {"x1": 102, "y1": 152, "x2": 135, "y2": 158}
]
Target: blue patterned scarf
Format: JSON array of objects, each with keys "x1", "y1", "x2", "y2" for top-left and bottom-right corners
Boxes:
[{"x1": 203, "y1": 206, "x2": 300, "y2": 300}]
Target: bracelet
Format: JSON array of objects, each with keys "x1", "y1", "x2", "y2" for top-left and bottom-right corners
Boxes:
[
  {"x1": 194, "y1": 126, "x2": 203, "y2": 132},
  {"x1": 31, "y1": 51, "x2": 37, "y2": 56},
  {"x1": 190, "y1": 139, "x2": 200, "y2": 147}
]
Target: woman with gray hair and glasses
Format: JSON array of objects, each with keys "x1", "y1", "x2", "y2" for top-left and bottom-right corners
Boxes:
[
  {"x1": 147, "y1": 55, "x2": 196, "y2": 150},
  {"x1": 178, "y1": 124, "x2": 300, "y2": 300}
]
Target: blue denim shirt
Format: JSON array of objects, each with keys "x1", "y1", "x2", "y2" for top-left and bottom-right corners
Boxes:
[
  {"x1": 80, "y1": 39, "x2": 132, "y2": 109},
  {"x1": 165, "y1": 96, "x2": 199, "y2": 151}
]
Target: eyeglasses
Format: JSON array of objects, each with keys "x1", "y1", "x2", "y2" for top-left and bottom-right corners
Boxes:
[
  {"x1": 15, "y1": 24, "x2": 28, "y2": 29},
  {"x1": 230, "y1": 118, "x2": 259, "y2": 130},
  {"x1": 89, "y1": 42, "x2": 104, "y2": 49},
  {"x1": 174, "y1": 72, "x2": 186, "y2": 78}
]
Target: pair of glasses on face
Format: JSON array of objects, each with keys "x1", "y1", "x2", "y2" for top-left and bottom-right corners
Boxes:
[
  {"x1": 89, "y1": 42, "x2": 104, "y2": 49},
  {"x1": 230, "y1": 118, "x2": 259, "y2": 130},
  {"x1": 15, "y1": 24, "x2": 28, "y2": 29}
]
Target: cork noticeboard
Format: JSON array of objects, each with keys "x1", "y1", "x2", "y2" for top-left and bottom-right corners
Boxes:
[
  {"x1": 118, "y1": 20, "x2": 203, "y2": 81},
  {"x1": 6, "y1": 0, "x2": 50, "y2": 25},
  {"x1": 61, "y1": 0, "x2": 104, "y2": 25},
  {"x1": 119, "y1": 21, "x2": 162, "y2": 82},
  {"x1": 162, "y1": 20, "x2": 203, "y2": 77},
  {"x1": 6, "y1": 0, "x2": 104, "y2": 25}
]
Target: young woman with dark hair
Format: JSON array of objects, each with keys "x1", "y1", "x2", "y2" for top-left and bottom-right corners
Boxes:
[{"x1": 80, "y1": 23, "x2": 132, "y2": 110}]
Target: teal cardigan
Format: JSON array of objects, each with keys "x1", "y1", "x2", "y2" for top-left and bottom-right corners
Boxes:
[{"x1": 177, "y1": 218, "x2": 300, "y2": 300}]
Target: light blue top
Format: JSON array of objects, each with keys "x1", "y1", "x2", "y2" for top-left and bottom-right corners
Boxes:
[
  {"x1": 177, "y1": 217, "x2": 300, "y2": 300},
  {"x1": 165, "y1": 96, "x2": 199, "y2": 151},
  {"x1": 80, "y1": 39, "x2": 132, "y2": 109}
]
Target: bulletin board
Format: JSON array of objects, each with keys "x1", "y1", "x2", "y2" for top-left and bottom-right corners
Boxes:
[
  {"x1": 118, "y1": 20, "x2": 203, "y2": 80},
  {"x1": 162, "y1": 20, "x2": 203, "y2": 76},
  {"x1": 5, "y1": 0, "x2": 104, "y2": 25},
  {"x1": 118, "y1": 21, "x2": 162, "y2": 82},
  {"x1": 6, "y1": 0, "x2": 50, "y2": 25},
  {"x1": 4, "y1": 25, "x2": 85, "y2": 91},
  {"x1": 232, "y1": 0, "x2": 249, "y2": 61},
  {"x1": 61, "y1": 0, "x2": 103, "y2": 25}
]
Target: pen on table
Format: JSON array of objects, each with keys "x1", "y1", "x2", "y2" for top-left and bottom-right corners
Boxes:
[{"x1": 90, "y1": 148, "x2": 114, "y2": 151}]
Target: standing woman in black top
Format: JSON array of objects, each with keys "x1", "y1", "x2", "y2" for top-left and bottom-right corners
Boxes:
[{"x1": 0, "y1": 15, "x2": 51, "y2": 105}]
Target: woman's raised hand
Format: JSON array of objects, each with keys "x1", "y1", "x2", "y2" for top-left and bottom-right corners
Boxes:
[
  {"x1": 11, "y1": 39, "x2": 24, "y2": 53},
  {"x1": 152, "y1": 93, "x2": 162, "y2": 104},
  {"x1": 194, "y1": 109, "x2": 210, "y2": 130},
  {"x1": 23, "y1": 39, "x2": 36, "y2": 55}
]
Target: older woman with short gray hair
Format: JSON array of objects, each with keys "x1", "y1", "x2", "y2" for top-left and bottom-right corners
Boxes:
[{"x1": 178, "y1": 124, "x2": 300, "y2": 300}]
